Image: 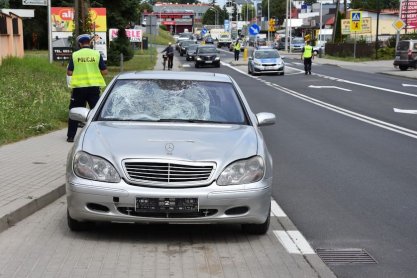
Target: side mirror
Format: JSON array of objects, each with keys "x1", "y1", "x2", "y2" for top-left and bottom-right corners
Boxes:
[
  {"x1": 69, "y1": 107, "x2": 90, "y2": 123},
  {"x1": 256, "y1": 112, "x2": 276, "y2": 126}
]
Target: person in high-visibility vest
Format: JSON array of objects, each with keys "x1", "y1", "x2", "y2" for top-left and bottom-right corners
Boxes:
[
  {"x1": 66, "y1": 34, "x2": 107, "y2": 142},
  {"x1": 233, "y1": 39, "x2": 241, "y2": 61},
  {"x1": 301, "y1": 39, "x2": 314, "y2": 75}
]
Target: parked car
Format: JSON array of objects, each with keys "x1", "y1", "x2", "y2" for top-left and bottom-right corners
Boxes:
[
  {"x1": 179, "y1": 40, "x2": 197, "y2": 56},
  {"x1": 195, "y1": 45, "x2": 221, "y2": 68},
  {"x1": 248, "y1": 48, "x2": 285, "y2": 76},
  {"x1": 393, "y1": 40, "x2": 417, "y2": 71},
  {"x1": 290, "y1": 37, "x2": 305, "y2": 52},
  {"x1": 66, "y1": 71, "x2": 276, "y2": 234},
  {"x1": 186, "y1": 44, "x2": 198, "y2": 61}
]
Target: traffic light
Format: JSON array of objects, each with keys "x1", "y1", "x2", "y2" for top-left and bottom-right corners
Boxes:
[{"x1": 268, "y1": 18, "x2": 276, "y2": 32}]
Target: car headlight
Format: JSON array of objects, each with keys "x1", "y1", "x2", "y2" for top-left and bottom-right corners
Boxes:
[
  {"x1": 217, "y1": 156, "x2": 264, "y2": 186},
  {"x1": 215, "y1": 57, "x2": 220, "y2": 60},
  {"x1": 197, "y1": 57, "x2": 202, "y2": 61},
  {"x1": 73, "y1": 151, "x2": 121, "y2": 183},
  {"x1": 254, "y1": 61, "x2": 262, "y2": 66}
]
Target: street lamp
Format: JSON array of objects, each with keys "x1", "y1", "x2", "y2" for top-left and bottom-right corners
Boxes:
[{"x1": 159, "y1": 7, "x2": 167, "y2": 26}]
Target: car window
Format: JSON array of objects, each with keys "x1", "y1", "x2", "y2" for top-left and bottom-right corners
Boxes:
[
  {"x1": 99, "y1": 80, "x2": 247, "y2": 124},
  {"x1": 397, "y1": 41, "x2": 410, "y2": 50},
  {"x1": 414, "y1": 43, "x2": 417, "y2": 50},
  {"x1": 254, "y1": 51, "x2": 279, "y2": 59}
]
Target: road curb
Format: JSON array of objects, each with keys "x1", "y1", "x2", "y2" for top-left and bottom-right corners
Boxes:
[{"x1": 0, "y1": 183, "x2": 66, "y2": 233}]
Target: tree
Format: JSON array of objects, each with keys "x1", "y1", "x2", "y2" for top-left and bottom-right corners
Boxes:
[
  {"x1": 94, "y1": 0, "x2": 140, "y2": 28},
  {"x1": 350, "y1": 0, "x2": 399, "y2": 10},
  {"x1": 107, "y1": 27, "x2": 133, "y2": 66},
  {"x1": 0, "y1": 0, "x2": 9, "y2": 8},
  {"x1": 261, "y1": 0, "x2": 285, "y2": 25},
  {"x1": 241, "y1": 3, "x2": 256, "y2": 23}
]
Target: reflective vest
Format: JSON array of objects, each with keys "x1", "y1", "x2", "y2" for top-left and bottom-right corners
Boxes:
[
  {"x1": 303, "y1": 45, "x2": 313, "y2": 58},
  {"x1": 234, "y1": 42, "x2": 241, "y2": 51},
  {"x1": 70, "y1": 48, "x2": 106, "y2": 88}
]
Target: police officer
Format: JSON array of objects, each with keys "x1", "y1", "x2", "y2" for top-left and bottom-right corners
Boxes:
[
  {"x1": 301, "y1": 39, "x2": 314, "y2": 75},
  {"x1": 233, "y1": 39, "x2": 241, "y2": 61},
  {"x1": 161, "y1": 42, "x2": 174, "y2": 70},
  {"x1": 66, "y1": 34, "x2": 107, "y2": 142}
]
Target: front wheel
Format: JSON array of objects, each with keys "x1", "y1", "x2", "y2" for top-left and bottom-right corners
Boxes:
[
  {"x1": 399, "y1": 65, "x2": 408, "y2": 71},
  {"x1": 195, "y1": 63, "x2": 200, "y2": 68}
]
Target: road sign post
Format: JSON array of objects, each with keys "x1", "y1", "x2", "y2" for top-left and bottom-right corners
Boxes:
[{"x1": 350, "y1": 11, "x2": 362, "y2": 59}]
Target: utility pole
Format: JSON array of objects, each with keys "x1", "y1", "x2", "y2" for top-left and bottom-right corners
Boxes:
[
  {"x1": 375, "y1": 0, "x2": 380, "y2": 59},
  {"x1": 332, "y1": 0, "x2": 340, "y2": 43}
]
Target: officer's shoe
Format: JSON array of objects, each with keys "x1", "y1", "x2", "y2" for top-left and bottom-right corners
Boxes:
[{"x1": 67, "y1": 137, "x2": 74, "y2": 143}]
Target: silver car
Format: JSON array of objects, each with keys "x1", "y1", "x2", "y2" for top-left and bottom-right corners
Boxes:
[
  {"x1": 66, "y1": 71, "x2": 276, "y2": 234},
  {"x1": 248, "y1": 48, "x2": 285, "y2": 75}
]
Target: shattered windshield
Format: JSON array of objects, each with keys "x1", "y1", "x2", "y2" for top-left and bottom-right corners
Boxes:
[{"x1": 99, "y1": 79, "x2": 247, "y2": 124}]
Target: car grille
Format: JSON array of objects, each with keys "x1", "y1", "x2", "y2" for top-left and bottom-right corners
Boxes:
[
  {"x1": 202, "y1": 55, "x2": 216, "y2": 61},
  {"x1": 117, "y1": 207, "x2": 218, "y2": 218},
  {"x1": 123, "y1": 160, "x2": 215, "y2": 187}
]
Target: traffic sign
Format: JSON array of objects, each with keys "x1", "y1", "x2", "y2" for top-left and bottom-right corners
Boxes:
[
  {"x1": 350, "y1": 11, "x2": 362, "y2": 32},
  {"x1": 22, "y1": 0, "x2": 47, "y2": 5},
  {"x1": 249, "y1": 24, "x2": 260, "y2": 35},
  {"x1": 201, "y1": 27, "x2": 207, "y2": 36},
  {"x1": 392, "y1": 19, "x2": 406, "y2": 31}
]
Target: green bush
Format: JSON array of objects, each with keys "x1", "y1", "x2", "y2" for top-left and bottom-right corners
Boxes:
[{"x1": 107, "y1": 28, "x2": 134, "y2": 66}]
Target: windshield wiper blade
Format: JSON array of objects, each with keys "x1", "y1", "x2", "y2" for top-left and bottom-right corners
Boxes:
[{"x1": 158, "y1": 119, "x2": 223, "y2": 124}]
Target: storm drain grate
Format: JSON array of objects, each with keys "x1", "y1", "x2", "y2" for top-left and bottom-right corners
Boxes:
[{"x1": 316, "y1": 248, "x2": 377, "y2": 265}]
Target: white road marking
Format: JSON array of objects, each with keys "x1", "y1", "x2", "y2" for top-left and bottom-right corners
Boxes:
[
  {"x1": 402, "y1": 84, "x2": 417, "y2": 87},
  {"x1": 309, "y1": 85, "x2": 351, "y2": 91},
  {"x1": 182, "y1": 64, "x2": 191, "y2": 68},
  {"x1": 393, "y1": 108, "x2": 417, "y2": 114},
  {"x1": 274, "y1": 231, "x2": 301, "y2": 254},
  {"x1": 273, "y1": 231, "x2": 316, "y2": 255},
  {"x1": 271, "y1": 200, "x2": 287, "y2": 217}
]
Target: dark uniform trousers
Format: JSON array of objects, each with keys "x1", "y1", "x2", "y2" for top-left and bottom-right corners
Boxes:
[
  {"x1": 67, "y1": 86, "x2": 100, "y2": 139},
  {"x1": 304, "y1": 57, "x2": 312, "y2": 74}
]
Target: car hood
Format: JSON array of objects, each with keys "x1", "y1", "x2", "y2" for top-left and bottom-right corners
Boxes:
[
  {"x1": 81, "y1": 122, "x2": 258, "y2": 168},
  {"x1": 198, "y1": 52, "x2": 217, "y2": 56}
]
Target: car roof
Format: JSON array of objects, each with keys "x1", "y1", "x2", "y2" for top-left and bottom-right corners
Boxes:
[{"x1": 116, "y1": 71, "x2": 232, "y2": 83}]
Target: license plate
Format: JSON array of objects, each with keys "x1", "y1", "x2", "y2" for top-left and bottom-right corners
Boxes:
[
  {"x1": 395, "y1": 56, "x2": 400, "y2": 60},
  {"x1": 265, "y1": 66, "x2": 276, "y2": 70},
  {"x1": 205, "y1": 61, "x2": 213, "y2": 63},
  {"x1": 135, "y1": 197, "x2": 199, "y2": 212}
]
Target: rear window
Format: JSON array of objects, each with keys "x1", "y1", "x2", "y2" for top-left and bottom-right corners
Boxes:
[{"x1": 397, "y1": 41, "x2": 410, "y2": 50}]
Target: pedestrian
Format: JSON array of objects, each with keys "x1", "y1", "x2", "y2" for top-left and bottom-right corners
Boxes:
[
  {"x1": 301, "y1": 39, "x2": 314, "y2": 75},
  {"x1": 234, "y1": 39, "x2": 241, "y2": 61},
  {"x1": 66, "y1": 34, "x2": 107, "y2": 142},
  {"x1": 161, "y1": 42, "x2": 174, "y2": 70}
]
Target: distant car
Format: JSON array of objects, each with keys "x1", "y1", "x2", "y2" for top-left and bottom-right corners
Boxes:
[
  {"x1": 256, "y1": 37, "x2": 267, "y2": 47},
  {"x1": 204, "y1": 36, "x2": 214, "y2": 44},
  {"x1": 186, "y1": 44, "x2": 198, "y2": 61},
  {"x1": 179, "y1": 40, "x2": 197, "y2": 56},
  {"x1": 290, "y1": 37, "x2": 305, "y2": 52},
  {"x1": 195, "y1": 45, "x2": 220, "y2": 68},
  {"x1": 313, "y1": 44, "x2": 325, "y2": 55},
  {"x1": 393, "y1": 39, "x2": 417, "y2": 71},
  {"x1": 66, "y1": 71, "x2": 276, "y2": 235},
  {"x1": 248, "y1": 48, "x2": 285, "y2": 76}
]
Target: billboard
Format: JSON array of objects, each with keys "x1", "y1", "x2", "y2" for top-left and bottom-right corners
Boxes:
[
  {"x1": 109, "y1": 29, "x2": 142, "y2": 42},
  {"x1": 401, "y1": 0, "x2": 417, "y2": 29},
  {"x1": 51, "y1": 7, "x2": 107, "y2": 61}
]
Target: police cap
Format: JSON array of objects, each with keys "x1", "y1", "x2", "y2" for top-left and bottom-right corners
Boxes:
[{"x1": 77, "y1": 34, "x2": 92, "y2": 44}]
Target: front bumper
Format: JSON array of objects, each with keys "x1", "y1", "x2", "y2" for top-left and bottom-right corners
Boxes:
[
  {"x1": 253, "y1": 64, "x2": 285, "y2": 73},
  {"x1": 66, "y1": 177, "x2": 272, "y2": 225}
]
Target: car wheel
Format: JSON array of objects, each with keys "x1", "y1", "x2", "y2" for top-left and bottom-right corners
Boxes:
[
  {"x1": 195, "y1": 63, "x2": 199, "y2": 68},
  {"x1": 186, "y1": 57, "x2": 189, "y2": 61},
  {"x1": 180, "y1": 52, "x2": 183, "y2": 57},
  {"x1": 399, "y1": 65, "x2": 408, "y2": 71},
  {"x1": 280, "y1": 72, "x2": 285, "y2": 76},
  {"x1": 242, "y1": 206, "x2": 270, "y2": 235},
  {"x1": 67, "y1": 210, "x2": 91, "y2": 231},
  {"x1": 216, "y1": 62, "x2": 220, "y2": 68}
]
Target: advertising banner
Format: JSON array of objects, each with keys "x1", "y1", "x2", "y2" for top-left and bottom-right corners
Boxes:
[
  {"x1": 401, "y1": 0, "x2": 417, "y2": 29},
  {"x1": 109, "y1": 29, "x2": 142, "y2": 42},
  {"x1": 51, "y1": 7, "x2": 107, "y2": 61}
]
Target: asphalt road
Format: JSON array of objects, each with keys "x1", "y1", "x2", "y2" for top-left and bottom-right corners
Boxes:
[{"x1": 180, "y1": 48, "x2": 417, "y2": 278}]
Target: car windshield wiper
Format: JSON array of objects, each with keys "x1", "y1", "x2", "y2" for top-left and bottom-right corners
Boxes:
[{"x1": 157, "y1": 118, "x2": 224, "y2": 124}]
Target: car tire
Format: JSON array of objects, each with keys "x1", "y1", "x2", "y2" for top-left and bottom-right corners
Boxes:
[
  {"x1": 67, "y1": 210, "x2": 91, "y2": 231},
  {"x1": 195, "y1": 63, "x2": 199, "y2": 68},
  {"x1": 186, "y1": 57, "x2": 189, "y2": 61},
  {"x1": 216, "y1": 62, "x2": 220, "y2": 68},
  {"x1": 180, "y1": 52, "x2": 183, "y2": 57},
  {"x1": 280, "y1": 72, "x2": 285, "y2": 76},
  {"x1": 399, "y1": 65, "x2": 408, "y2": 71},
  {"x1": 242, "y1": 207, "x2": 270, "y2": 235}
]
